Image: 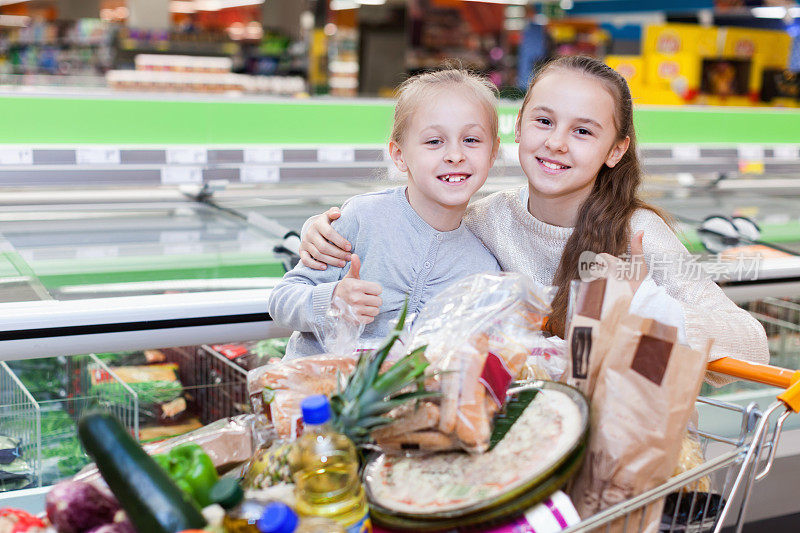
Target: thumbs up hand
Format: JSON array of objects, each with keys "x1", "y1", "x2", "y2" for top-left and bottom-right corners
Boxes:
[
  {"x1": 594, "y1": 230, "x2": 648, "y2": 292},
  {"x1": 333, "y1": 254, "x2": 383, "y2": 324},
  {"x1": 344, "y1": 253, "x2": 362, "y2": 280}
]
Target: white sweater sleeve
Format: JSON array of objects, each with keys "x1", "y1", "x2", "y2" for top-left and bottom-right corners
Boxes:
[{"x1": 632, "y1": 210, "x2": 769, "y2": 386}]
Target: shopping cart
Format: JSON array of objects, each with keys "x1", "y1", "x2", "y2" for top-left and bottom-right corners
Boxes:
[{"x1": 563, "y1": 357, "x2": 800, "y2": 533}]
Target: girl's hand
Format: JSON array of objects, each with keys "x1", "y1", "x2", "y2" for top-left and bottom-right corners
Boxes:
[
  {"x1": 333, "y1": 255, "x2": 382, "y2": 324},
  {"x1": 299, "y1": 207, "x2": 353, "y2": 270},
  {"x1": 595, "y1": 231, "x2": 647, "y2": 293}
]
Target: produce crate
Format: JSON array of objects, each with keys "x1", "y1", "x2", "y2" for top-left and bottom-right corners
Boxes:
[
  {"x1": 2, "y1": 348, "x2": 239, "y2": 493},
  {"x1": 161, "y1": 345, "x2": 249, "y2": 424},
  {"x1": 84, "y1": 354, "x2": 143, "y2": 440},
  {"x1": 1, "y1": 355, "x2": 139, "y2": 491},
  {"x1": 0, "y1": 361, "x2": 41, "y2": 490}
]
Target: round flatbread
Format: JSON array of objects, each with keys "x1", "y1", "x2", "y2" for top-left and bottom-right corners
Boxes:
[{"x1": 365, "y1": 387, "x2": 585, "y2": 516}]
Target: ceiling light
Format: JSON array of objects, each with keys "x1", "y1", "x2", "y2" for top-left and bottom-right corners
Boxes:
[
  {"x1": 196, "y1": 0, "x2": 264, "y2": 9},
  {"x1": 330, "y1": 0, "x2": 358, "y2": 9},
  {"x1": 462, "y1": 0, "x2": 527, "y2": 4},
  {"x1": 357, "y1": 0, "x2": 386, "y2": 4},
  {"x1": 752, "y1": 6, "x2": 800, "y2": 18},
  {"x1": 751, "y1": 6, "x2": 787, "y2": 18},
  {"x1": 170, "y1": 0, "x2": 265, "y2": 13}
]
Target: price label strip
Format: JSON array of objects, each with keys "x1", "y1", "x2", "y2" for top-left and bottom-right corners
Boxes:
[
  {"x1": 773, "y1": 145, "x2": 800, "y2": 161},
  {"x1": 738, "y1": 145, "x2": 765, "y2": 175},
  {"x1": 241, "y1": 166, "x2": 280, "y2": 183},
  {"x1": 318, "y1": 147, "x2": 355, "y2": 163},
  {"x1": 672, "y1": 145, "x2": 701, "y2": 161},
  {"x1": 167, "y1": 148, "x2": 208, "y2": 165},
  {"x1": 244, "y1": 148, "x2": 283, "y2": 164},
  {"x1": 77, "y1": 148, "x2": 121, "y2": 165},
  {"x1": 161, "y1": 167, "x2": 203, "y2": 185},
  {"x1": 0, "y1": 148, "x2": 33, "y2": 165}
]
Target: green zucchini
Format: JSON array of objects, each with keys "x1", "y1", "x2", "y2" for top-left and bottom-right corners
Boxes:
[{"x1": 77, "y1": 411, "x2": 206, "y2": 533}]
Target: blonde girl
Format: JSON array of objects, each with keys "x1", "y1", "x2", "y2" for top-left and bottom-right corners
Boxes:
[
  {"x1": 269, "y1": 69, "x2": 501, "y2": 357},
  {"x1": 299, "y1": 56, "x2": 768, "y2": 379}
]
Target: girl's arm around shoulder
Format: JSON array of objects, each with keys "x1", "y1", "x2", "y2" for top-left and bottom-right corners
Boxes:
[
  {"x1": 268, "y1": 207, "x2": 360, "y2": 332},
  {"x1": 631, "y1": 208, "x2": 769, "y2": 386}
]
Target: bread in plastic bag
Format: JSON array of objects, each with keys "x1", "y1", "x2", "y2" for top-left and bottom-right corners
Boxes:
[
  {"x1": 247, "y1": 354, "x2": 356, "y2": 440},
  {"x1": 523, "y1": 335, "x2": 568, "y2": 381},
  {"x1": 247, "y1": 295, "x2": 365, "y2": 440},
  {"x1": 674, "y1": 429, "x2": 710, "y2": 493},
  {"x1": 406, "y1": 272, "x2": 556, "y2": 453}
]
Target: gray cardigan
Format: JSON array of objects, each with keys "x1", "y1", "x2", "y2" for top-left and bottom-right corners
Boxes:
[{"x1": 269, "y1": 186, "x2": 500, "y2": 357}]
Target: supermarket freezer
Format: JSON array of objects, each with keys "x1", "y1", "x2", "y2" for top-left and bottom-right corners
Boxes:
[
  {"x1": 0, "y1": 191, "x2": 297, "y2": 508},
  {"x1": 648, "y1": 189, "x2": 800, "y2": 256},
  {"x1": 4, "y1": 184, "x2": 800, "y2": 529}
]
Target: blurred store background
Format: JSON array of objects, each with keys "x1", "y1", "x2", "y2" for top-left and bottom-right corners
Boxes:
[{"x1": 0, "y1": 0, "x2": 798, "y2": 104}]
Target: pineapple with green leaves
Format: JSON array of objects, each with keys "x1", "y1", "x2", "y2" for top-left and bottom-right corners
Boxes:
[
  {"x1": 329, "y1": 302, "x2": 436, "y2": 445},
  {"x1": 245, "y1": 301, "x2": 436, "y2": 487}
]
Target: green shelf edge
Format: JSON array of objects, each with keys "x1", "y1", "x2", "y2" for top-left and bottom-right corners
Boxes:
[{"x1": 0, "y1": 96, "x2": 798, "y2": 145}]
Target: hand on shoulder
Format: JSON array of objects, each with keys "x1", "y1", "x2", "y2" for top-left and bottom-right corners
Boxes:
[{"x1": 299, "y1": 207, "x2": 353, "y2": 270}]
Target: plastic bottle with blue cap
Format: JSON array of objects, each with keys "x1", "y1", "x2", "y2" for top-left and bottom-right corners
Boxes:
[
  {"x1": 287, "y1": 395, "x2": 372, "y2": 533},
  {"x1": 257, "y1": 501, "x2": 344, "y2": 533}
]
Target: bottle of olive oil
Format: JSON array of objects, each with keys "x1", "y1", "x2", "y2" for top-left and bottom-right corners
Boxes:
[
  {"x1": 288, "y1": 395, "x2": 371, "y2": 533},
  {"x1": 257, "y1": 502, "x2": 344, "y2": 533}
]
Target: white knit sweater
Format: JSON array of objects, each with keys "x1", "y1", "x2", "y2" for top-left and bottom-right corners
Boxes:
[{"x1": 465, "y1": 186, "x2": 770, "y2": 386}]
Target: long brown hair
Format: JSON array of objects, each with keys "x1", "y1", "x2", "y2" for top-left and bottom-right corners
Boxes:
[{"x1": 518, "y1": 56, "x2": 670, "y2": 337}]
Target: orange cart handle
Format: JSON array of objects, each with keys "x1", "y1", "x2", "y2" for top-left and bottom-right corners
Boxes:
[
  {"x1": 708, "y1": 358, "x2": 800, "y2": 389},
  {"x1": 708, "y1": 357, "x2": 800, "y2": 413}
]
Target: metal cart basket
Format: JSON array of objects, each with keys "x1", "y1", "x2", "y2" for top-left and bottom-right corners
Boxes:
[{"x1": 563, "y1": 357, "x2": 800, "y2": 533}]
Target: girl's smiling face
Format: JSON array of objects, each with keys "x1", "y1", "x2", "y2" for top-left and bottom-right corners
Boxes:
[
  {"x1": 390, "y1": 86, "x2": 498, "y2": 230},
  {"x1": 516, "y1": 70, "x2": 629, "y2": 208}
]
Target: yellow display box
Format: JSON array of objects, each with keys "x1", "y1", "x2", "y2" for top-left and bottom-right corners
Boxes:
[
  {"x1": 642, "y1": 24, "x2": 718, "y2": 100},
  {"x1": 605, "y1": 55, "x2": 644, "y2": 93},
  {"x1": 633, "y1": 86, "x2": 687, "y2": 106},
  {"x1": 645, "y1": 53, "x2": 701, "y2": 97},
  {"x1": 721, "y1": 27, "x2": 791, "y2": 68},
  {"x1": 720, "y1": 27, "x2": 792, "y2": 95},
  {"x1": 643, "y1": 24, "x2": 718, "y2": 57}
]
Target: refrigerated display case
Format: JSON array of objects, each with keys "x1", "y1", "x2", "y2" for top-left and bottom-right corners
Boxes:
[
  {"x1": 0, "y1": 187, "x2": 298, "y2": 509},
  {"x1": 1, "y1": 93, "x2": 799, "y2": 526}
]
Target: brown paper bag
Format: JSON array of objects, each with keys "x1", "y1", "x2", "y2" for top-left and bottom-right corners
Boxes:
[
  {"x1": 570, "y1": 306, "x2": 709, "y2": 533},
  {"x1": 564, "y1": 276, "x2": 633, "y2": 399}
]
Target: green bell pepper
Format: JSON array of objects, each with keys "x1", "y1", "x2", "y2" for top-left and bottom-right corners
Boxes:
[{"x1": 152, "y1": 443, "x2": 218, "y2": 507}]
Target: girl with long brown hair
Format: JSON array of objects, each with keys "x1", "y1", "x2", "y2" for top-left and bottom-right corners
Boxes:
[{"x1": 299, "y1": 56, "x2": 768, "y2": 383}]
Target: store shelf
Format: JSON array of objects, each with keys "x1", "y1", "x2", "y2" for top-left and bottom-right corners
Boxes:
[
  {"x1": 0, "y1": 289, "x2": 289, "y2": 360},
  {"x1": 0, "y1": 93, "x2": 798, "y2": 145}
]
